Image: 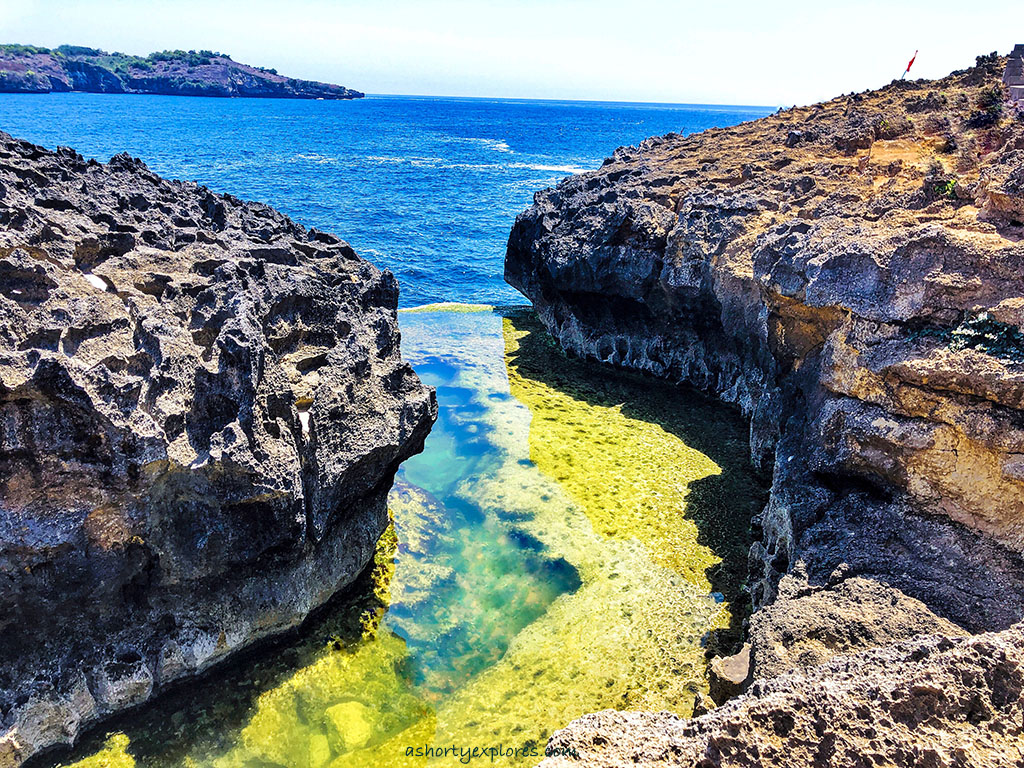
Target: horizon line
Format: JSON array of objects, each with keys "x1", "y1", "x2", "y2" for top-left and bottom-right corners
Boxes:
[
  {"x1": 0, "y1": 89, "x2": 782, "y2": 110},
  {"x1": 362, "y1": 92, "x2": 780, "y2": 109}
]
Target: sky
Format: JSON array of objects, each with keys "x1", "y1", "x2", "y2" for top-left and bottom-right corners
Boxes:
[{"x1": 1, "y1": 0, "x2": 1021, "y2": 106}]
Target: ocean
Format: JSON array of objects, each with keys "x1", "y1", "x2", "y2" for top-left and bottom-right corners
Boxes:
[{"x1": 0, "y1": 93, "x2": 772, "y2": 306}]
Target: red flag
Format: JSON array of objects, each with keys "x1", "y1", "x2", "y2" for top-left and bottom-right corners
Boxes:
[{"x1": 906, "y1": 50, "x2": 918, "y2": 73}]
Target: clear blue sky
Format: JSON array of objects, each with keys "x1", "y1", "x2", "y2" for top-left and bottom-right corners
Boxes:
[{"x1": 1, "y1": 0, "x2": 1020, "y2": 105}]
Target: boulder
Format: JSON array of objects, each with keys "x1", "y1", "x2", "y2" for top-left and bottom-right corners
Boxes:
[
  {"x1": 0, "y1": 131, "x2": 435, "y2": 765},
  {"x1": 707, "y1": 644, "x2": 750, "y2": 704}
]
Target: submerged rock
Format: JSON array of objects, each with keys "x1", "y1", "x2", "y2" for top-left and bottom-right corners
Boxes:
[
  {"x1": 0, "y1": 131, "x2": 435, "y2": 765},
  {"x1": 707, "y1": 644, "x2": 749, "y2": 705},
  {"x1": 508, "y1": 50, "x2": 1024, "y2": 762}
]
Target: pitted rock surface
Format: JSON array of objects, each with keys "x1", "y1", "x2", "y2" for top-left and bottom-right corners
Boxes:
[
  {"x1": 0, "y1": 131, "x2": 435, "y2": 765},
  {"x1": 540, "y1": 624, "x2": 1024, "y2": 768},
  {"x1": 507, "y1": 54, "x2": 1024, "y2": 632}
]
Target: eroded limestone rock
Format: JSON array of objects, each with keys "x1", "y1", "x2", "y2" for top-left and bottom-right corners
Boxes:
[
  {"x1": 540, "y1": 624, "x2": 1024, "y2": 768},
  {"x1": 0, "y1": 131, "x2": 435, "y2": 765},
  {"x1": 507, "y1": 52, "x2": 1024, "y2": 639}
]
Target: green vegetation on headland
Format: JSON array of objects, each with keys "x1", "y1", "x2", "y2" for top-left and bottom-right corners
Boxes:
[
  {"x1": 0, "y1": 44, "x2": 230, "y2": 64},
  {"x1": 0, "y1": 44, "x2": 362, "y2": 98}
]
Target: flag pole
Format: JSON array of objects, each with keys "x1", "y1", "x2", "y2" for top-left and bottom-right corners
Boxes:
[{"x1": 901, "y1": 50, "x2": 918, "y2": 80}]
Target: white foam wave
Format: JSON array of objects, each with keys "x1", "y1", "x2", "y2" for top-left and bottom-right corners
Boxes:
[
  {"x1": 442, "y1": 136, "x2": 514, "y2": 154},
  {"x1": 363, "y1": 154, "x2": 587, "y2": 175},
  {"x1": 289, "y1": 153, "x2": 338, "y2": 165},
  {"x1": 508, "y1": 162, "x2": 589, "y2": 174}
]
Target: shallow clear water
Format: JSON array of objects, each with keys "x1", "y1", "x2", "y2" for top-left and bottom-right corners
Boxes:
[
  {"x1": 0, "y1": 93, "x2": 772, "y2": 766},
  {"x1": 55, "y1": 308, "x2": 764, "y2": 768},
  {"x1": 0, "y1": 93, "x2": 772, "y2": 306}
]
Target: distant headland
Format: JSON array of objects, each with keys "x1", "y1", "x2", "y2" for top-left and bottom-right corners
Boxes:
[{"x1": 0, "y1": 44, "x2": 363, "y2": 99}]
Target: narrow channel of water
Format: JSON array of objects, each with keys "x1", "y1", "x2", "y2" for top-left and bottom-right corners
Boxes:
[{"x1": 57, "y1": 307, "x2": 764, "y2": 768}]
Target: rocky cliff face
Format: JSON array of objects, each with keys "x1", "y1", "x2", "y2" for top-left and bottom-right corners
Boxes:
[
  {"x1": 0, "y1": 131, "x2": 434, "y2": 766},
  {"x1": 0, "y1": 45, "x2": 363, "y2": 99},
  {"x1": 508, "y1": 53, "x2": 1024, "y2": 763}
]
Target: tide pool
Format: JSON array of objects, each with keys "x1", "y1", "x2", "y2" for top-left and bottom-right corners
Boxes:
[{"x1": 55, "y1": 308, "x2": 764, "y2": 768}]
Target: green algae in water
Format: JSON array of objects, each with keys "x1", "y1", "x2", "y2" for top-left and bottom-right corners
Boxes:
[
  {"x1": 501, "y1": 309, "x2": 765, "y2": 612},
  {"x1": 56, "y1": 308, "x2": 764, "y2": 768},
  {"x1": 61, "y1": 735, "x2": 134, "y2": 768},
  {"x1": 399, "y1": 302, "x2": 494, "y2": 314}
]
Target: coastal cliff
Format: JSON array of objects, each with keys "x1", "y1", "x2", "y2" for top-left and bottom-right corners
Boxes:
[
  {"x1": 507, "y1": 52, "x2": 1024, "y2": 764},
  {"x1": 0, "y1": 131, "x2": 434, "y2": 766},
  {"x1": 0, "y1": 45, "x2": 363, "y2": 99}
]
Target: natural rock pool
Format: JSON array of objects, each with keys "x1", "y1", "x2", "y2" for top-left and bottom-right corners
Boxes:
[{"x1": 53, "y1": 307, "x2": 765, "y2": 768}]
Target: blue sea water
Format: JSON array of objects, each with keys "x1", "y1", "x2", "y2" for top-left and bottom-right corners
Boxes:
[{"x1": 0, "y1": 93, "x2": 772, "y2": 306}]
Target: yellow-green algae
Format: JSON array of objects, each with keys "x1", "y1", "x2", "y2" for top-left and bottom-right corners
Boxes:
[
  {"x1": 398, "y1": 302, "x2": 494, "y2": 314},
  {"x1": 53, "y1": 307, "x2": 765, "y2": 768},
  {"x1": 501, "y1": 309, "x2": 763, "y2": 607},
  {"x1": 420, "y1": 309, "x2": 765, "y2": 752},
  {"x1": 61, "y1": 734, "x2": 134, "y2": 768},
  {"x1": 503, "y1": 316, "x2": 719, "y2": 585}
]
